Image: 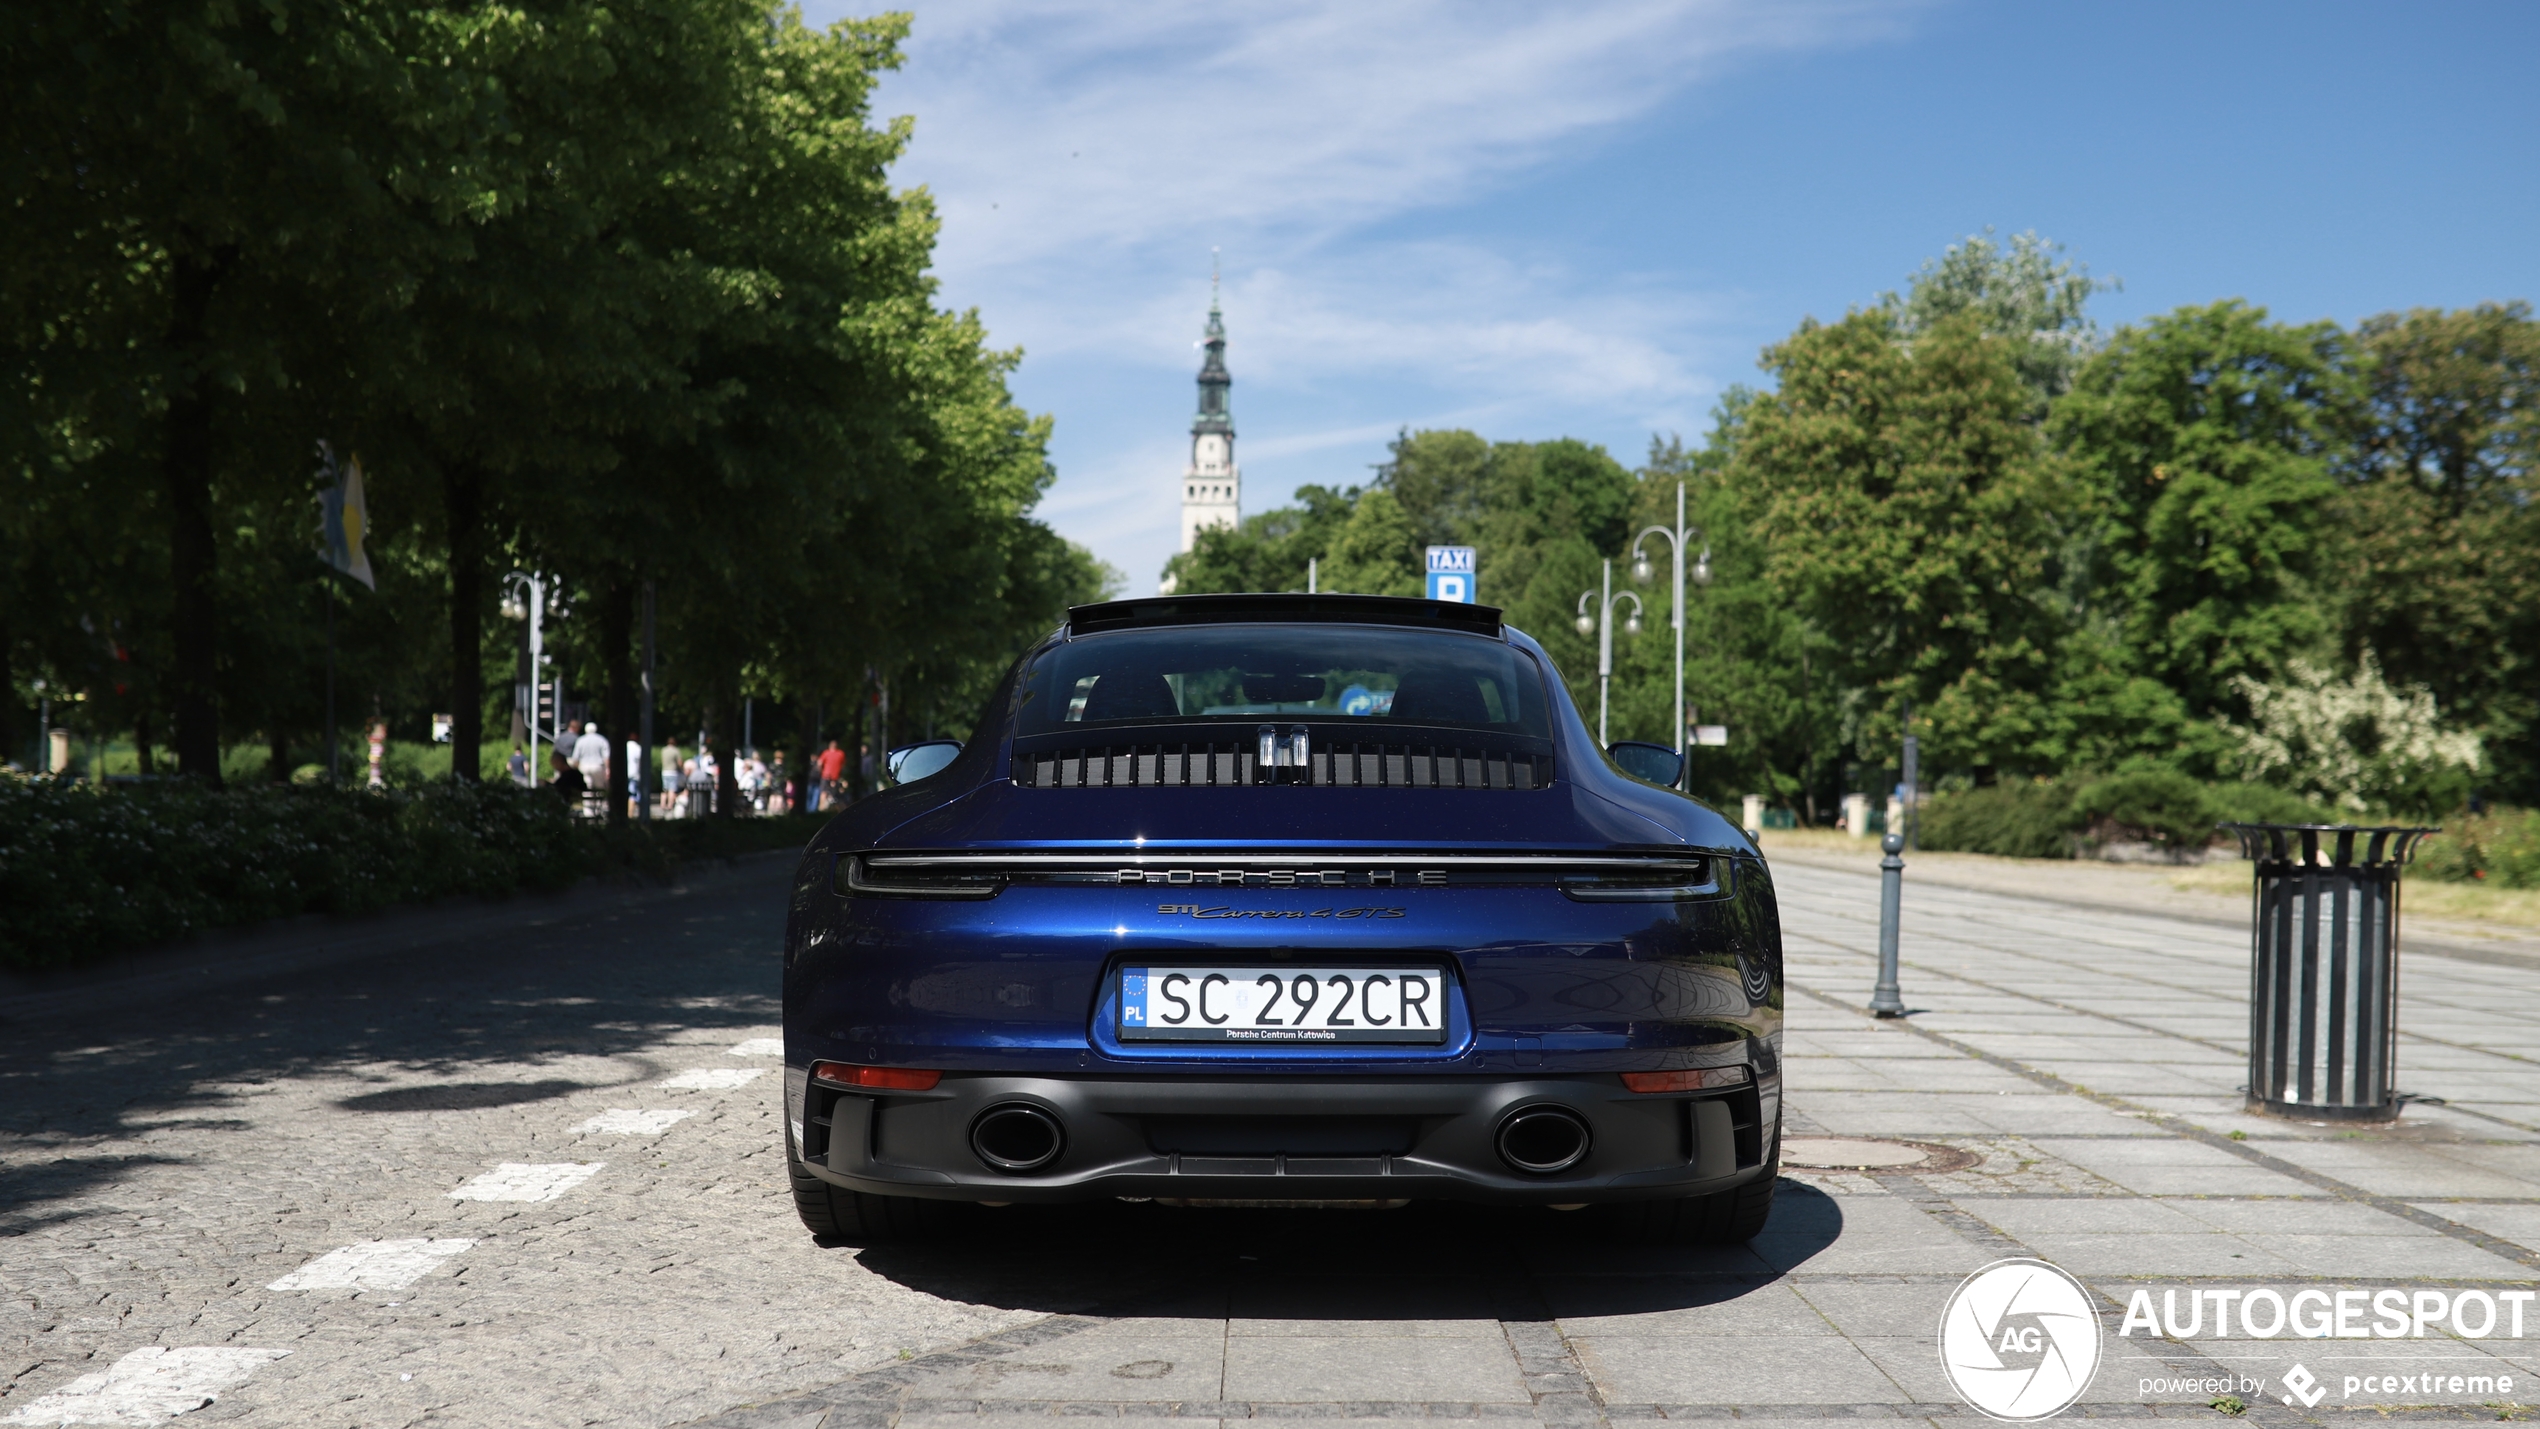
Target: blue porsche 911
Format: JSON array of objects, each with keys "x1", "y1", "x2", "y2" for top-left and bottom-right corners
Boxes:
[{"x1": 782, "y1": 592, "x2": 1783, "y2": 1243}]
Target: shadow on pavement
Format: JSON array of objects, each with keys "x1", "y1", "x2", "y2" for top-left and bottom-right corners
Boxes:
[
  {"x1": 0, "y1": 1153, "x2": 192, "y2": 1229},
  {"x1": 847, "y1": 1177, "x2": 1845, "y2": 1320},
  {"x1": 333, "y1": 1078, "x2": 596, "y2": 1112},
  {"x1": 0, "y1": 872, "x2": 793, "y2": 1212}
]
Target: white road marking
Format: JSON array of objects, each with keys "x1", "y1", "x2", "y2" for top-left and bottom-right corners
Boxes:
[
  {"x1": 267, "y1": 1239, "x2": 474, "y2": 1291},
  {"x1": 571, "y1": 1109, "x2": 693, "y2": 1135},
  {"x1": 728, "y1": 1038, "x2": 784, "y2": 1057},
  {"x1": 447, "y1": 1163, "x2": 605, "y2": 1202},
  {"x1": 661, "y1": 1068, "x2": 765, "y2": 1090},
  {"x1": 1, "y1": 1346, "x2": 289, "y2": 1424}
]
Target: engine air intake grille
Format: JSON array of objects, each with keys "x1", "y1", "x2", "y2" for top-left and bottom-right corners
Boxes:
[{"x1": 1014, "y1": 739, "x2": 1550, "y2": 791}]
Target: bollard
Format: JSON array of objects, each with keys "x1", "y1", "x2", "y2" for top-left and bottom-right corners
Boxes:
[
  {"x1": 2227, "y1": 823, "x2": 2434, "y2": 1121},
  {"x1": 1869, "y1": 831, "x2": 1906, "y2": 1017}
]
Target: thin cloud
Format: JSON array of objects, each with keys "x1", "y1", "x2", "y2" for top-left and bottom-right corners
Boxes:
[
  {"x1": 877, "y1": 1, "x2": 1918, "y2": 277},
  {"x1": 808, "y1": 0, "x2": 1926, "y2": 581}
]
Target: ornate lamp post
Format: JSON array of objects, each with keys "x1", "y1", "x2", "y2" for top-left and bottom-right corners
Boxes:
[
  {"x1": 1629, "y1": 481, "x2": 1710, "y2": 767},
  {"x1": 1574, "y1": 558, "x2": 1642, "y2": 746},
  {"x1": 500, "y1": 572, "x2": 552, "y2": 759}
]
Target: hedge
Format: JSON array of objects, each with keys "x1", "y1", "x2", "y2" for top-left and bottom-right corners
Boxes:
[
  {"x1": 1918, "y1": 776, "x2": 2341, "y2": 861},
  {"x1": 0, "y1": 779, "x2": 821, "y2": 972}
]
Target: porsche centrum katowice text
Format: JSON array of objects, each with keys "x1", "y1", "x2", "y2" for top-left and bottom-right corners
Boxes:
[{"x1": 781, "y1": 592, "x2": 1784, "y2": 1242}]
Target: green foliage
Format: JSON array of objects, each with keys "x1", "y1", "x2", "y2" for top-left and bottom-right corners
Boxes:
[
  {"x1": 2204, "y1": 782, "x2": 2339, "y2": 827},
  {"x1": 1735, "y1": 309, "x2": 2068, "y2": 773},
  {"x1": 1883, "y1": 228, "x2": 2114, "y2": 403},
  {"x1": 1164, "y1": 485, "x2": 1357, "y2": 595},
  {"x1": 2414, "y1": 807, "x2": 2540, "y2": 889},
  {"x1": 2070, "y1": 769, "x2": 2215, "y2": 848},
  {"x1": 0, "y1": 776, "x2": 820, "y2": 970},
  {"x1": 2052, "y1": 301, "x2": 2346, "y2": 735},
  {"x1": 0, "y1": 778, "x2": 585, "y2": 969},
  {"x1": 1918, "y1": 781, "x2": 2080, "y2": 859},
  {"x1": 1, "y1": 2, "x2": 1079, "y2": 806},
  {"x1": 1317, "y1": 488, "x2": 1422, "y2": 597},
  {"x1": 2329, "y1": 302, "x2": 2540, "y2": 795}
]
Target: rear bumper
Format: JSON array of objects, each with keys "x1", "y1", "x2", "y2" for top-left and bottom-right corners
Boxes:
[{"x1": 788, "y1": 1069, "x2": 1779, "y2": 1205}]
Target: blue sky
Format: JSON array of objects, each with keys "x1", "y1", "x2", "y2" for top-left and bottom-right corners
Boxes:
[{"x1": 802, "y1": 0, "x2": 2540, "y2": 592}]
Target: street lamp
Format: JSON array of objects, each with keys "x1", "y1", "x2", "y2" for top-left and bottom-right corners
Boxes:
[
  {"x1": 1574, "y1": 558, "x2": 1642, "y2": 746},
  {"x1": 1628, "y1": 481, "x2": 1710, "y2": 764},
  {"x1": 502, "y1": 571, "x2": 554, "y2": 758}
]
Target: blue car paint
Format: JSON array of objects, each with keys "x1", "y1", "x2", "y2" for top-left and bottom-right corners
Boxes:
[{"x1": 783, "y1": 612, "x2": 1784, "y2": 1204}]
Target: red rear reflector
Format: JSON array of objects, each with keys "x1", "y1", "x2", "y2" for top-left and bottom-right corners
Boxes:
[
  {"x1": 810, "y1": 1061, "x2": 941, "y2": 1090},
  {"x1": 1621, "y1": 1066, "x2": 1752, "y2": 1093}
]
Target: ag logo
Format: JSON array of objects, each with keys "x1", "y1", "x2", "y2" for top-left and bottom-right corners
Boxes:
[{"x1": 1938, "y1": 1258, "x2": 2103, "y2": 1421}]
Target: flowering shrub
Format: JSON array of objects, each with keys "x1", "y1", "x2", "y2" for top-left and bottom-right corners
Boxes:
[
  {"x1": 2220, "y1": 654, "x2": 2483, "y2": 816},
  {"x1": 0, "y1": 779, "x2": 589, "y2": 971}
]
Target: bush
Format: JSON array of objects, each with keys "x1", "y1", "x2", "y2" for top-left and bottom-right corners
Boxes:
[
  {"x1": 0, "y1": 780, "x2": 823, "y2": 972},
  {"x1": 2071, "y1": 770, "x2": 2214, "y2": 849},
  {"x1": 1919, "y1": 781, "x2": 2079, "y2": 858},
  {"x1": 2206, "y1": 782, "x2": 2340, "y2": 827},
  {"x1": 2417, "y1": 807, "x2": 2540, "y2": 888}
]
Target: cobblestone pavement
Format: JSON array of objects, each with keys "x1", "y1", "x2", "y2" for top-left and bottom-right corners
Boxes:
[{"x1": 6, "y1": 858, "x2": 2540, "y2": 1427}]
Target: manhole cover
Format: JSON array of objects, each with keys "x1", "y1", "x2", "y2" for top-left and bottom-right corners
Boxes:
[{"x1": 1781, "y1": 1136, "x2": 1977, "y2": 1173}]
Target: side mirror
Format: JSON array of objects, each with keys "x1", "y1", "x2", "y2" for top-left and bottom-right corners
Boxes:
[
  {"x1": 1607, "y1": 740, "x2": 1683, "y2": 790},
  {"x1": 883, "y1": 740, "x2": 962, "y2": 787}
]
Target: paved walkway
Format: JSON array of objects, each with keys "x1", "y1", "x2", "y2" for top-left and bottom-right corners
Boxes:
[{"x1": 5, "y1": 856, "x2": 2538, "y2": 1427}]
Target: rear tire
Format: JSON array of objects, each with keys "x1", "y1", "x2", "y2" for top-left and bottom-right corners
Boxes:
[
  {"x1": 1600, "y1": 1114, "x2": 1781, "y2": 1245},
  {"x1": 787, "y1": 1142, "x2": 963, "y2": 1243}
]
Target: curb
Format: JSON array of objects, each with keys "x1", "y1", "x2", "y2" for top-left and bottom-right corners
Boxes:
[{"x1": 0, "y1": 847, "x2": 803, "y2": 1023}]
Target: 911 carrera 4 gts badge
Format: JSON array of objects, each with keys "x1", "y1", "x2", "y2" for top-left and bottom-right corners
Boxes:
[{"x1": 1155, "y1": 904, "x2": 1406, "y2": 920}]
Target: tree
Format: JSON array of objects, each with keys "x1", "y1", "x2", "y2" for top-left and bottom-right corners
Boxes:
[
  {"x1": 1734, "y1": 310, "x2": 2068, "y2": 774},
  {"x1": 3, "y1": 3, "x2": 491, "y2": 778},
  {"x1": 1374, "y1": 427, "x2": 1490, "y2": 552},
  {"x1": 2049, "y1": 301, "x2": 2347, "y2": 762},
  {"x1": 1316, "y1": 488, "x2": 1421, "y2": 597},
  {"x1": 2329, "y1": 303, "x2": 2540, "y2": 798},
  {"x1": 1163, "y1": 486, "x2": 1355, "y2": 594},
  {"x1": 1884, "y1": 228, "x2": 2114, "y2": 406},
  {"x1": 1607, "y1": 425, "x2": 1841, "y2": 817}
]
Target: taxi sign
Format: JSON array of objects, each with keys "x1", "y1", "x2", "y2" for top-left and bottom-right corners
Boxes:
[{"x1": 1425, "y1": 545, "x2": 1476, "y2": 603}]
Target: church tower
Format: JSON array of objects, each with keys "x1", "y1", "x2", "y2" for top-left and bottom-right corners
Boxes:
[{"x1": 1179, "y1": 266, "x2": 1240, "y2": 553}]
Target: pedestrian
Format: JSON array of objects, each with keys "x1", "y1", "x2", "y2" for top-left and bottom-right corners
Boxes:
[
  {"x1": 767, "y1": 749, "x2": 790, "y2": 814},
  {"x1": 573, "y1": 720, "x2": 609, "y2": 791},
  {"x1": 506, "y1": 744, "x2": 530, "y2": 787},
  {"x1": 624, "y1": 735, "x2": 643, "y2": 816},
  {"x1": 548, "y1": 748, "x2": 587, "y2": 803},
  {"x1": 817, "y1": 738, "x2": 847, "y2": 810},
  {"x1": 659, "y1": 738, "x2": 685, "y2": 818}
]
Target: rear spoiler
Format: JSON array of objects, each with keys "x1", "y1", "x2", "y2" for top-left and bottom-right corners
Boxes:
[{"x1": 1067, "y1": 592, "x2": 1504, "y2": 638}]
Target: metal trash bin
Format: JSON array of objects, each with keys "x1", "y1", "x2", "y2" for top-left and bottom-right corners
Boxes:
[{"x1": 2225, "y1": 823, "x2": 2435, "y2": 1122}]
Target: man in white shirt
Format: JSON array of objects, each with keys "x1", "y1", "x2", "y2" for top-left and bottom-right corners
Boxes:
[{"x1": 573, "y1": 721, "x2": 610, "y2": 792}]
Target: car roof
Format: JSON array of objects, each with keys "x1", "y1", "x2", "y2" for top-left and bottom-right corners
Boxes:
[{"x1": 1065, "y1": 592, "x2": 1505, "y2": 639}]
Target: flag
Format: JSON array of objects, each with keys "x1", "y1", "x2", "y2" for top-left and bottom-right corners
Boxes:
[{"x1": 315, "y1": 442, "x2": 376, "y2": 590}]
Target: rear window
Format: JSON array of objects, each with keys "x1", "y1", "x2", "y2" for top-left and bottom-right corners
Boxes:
[{"x1": 1016, "y1": 624, "x2": 1550, "y2": 738}]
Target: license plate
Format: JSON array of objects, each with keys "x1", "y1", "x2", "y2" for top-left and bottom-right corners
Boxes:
[{"x1": 1118, "y1": 966, "x2": 1448, "y2": 1043}]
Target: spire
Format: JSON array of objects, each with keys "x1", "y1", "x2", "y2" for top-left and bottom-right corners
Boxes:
[{"x1": 1195, "y1": 252, "x2": 1232, "y2": 437}]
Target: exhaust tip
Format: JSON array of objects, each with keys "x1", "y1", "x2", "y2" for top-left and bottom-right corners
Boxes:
[
  {"x1": 971, "y1": 1103, "x2": 1065, "y2": 1173},
  {"x1": 1497, "y1": 1106, "x2": 1592, "y2": 1175}
]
